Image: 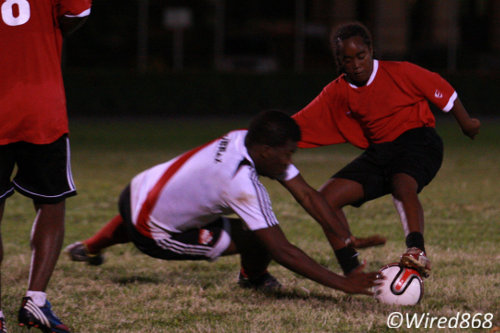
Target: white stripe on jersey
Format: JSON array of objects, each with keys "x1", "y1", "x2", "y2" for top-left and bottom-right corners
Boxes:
[
  {"x1": 442, "y1": 91, "x2": 457, "y2": 112},
  {"x1": 64, "y1": 9, "x2": 91, "y2": 18}
]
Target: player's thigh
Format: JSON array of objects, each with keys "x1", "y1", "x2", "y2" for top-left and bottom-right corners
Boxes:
[
  {"x1": 13, "y1": 135, "x2": 76, "y2": 203},
  {"x1": 319, "y1": 177, "x2": 364, "y2": 208},
  {"x1": 390, "y1": 128, "x2": 443, "y2": 193},
  {"x1": 324, "y1": 150, "x2": 391, "y2": 207}
]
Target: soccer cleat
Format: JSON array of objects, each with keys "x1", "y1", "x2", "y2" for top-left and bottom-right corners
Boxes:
[
  {"x1": 0, "y1": 316, "x2": 7, "y2": 333},
  {"x1": 64, "y1": 242, "x2": 104, "y2": 266},
  {"x1": 18, "y1": 297, "x2": 70, "y2": 333},
  {"x1": 400, "y1": 247, "x2": 431, "y2": 278},
  {"x1": 237, "y1": 270, "x2": 282, "y2": 292}
]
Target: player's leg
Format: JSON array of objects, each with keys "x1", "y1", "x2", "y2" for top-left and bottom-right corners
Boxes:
[
  {"x1": 391, "y1": 173, "x2": 430, "y2": 277},
  {"x1": 319, "y1": 178, "x2": 367, "y2": 274},
  {"x1": 0, "y1": 143, "x2": 16, "y2": 330},
  {"x1": 222, "y1": 218, "x2": 279, "y2": 291},
  {"x1": 28, "y1": 201, "x2": 66, "y2": 292},
  {"x1": 319, "y1": 177, "x2": 386, "y2": 275},
  {"x1": 391, "y1": 173, "x2": 424, "y2": 235},
  {"x1": 223, "y1": 218, "x2": 271, "y2": 276},
  {"x1": 321, "y1": 175, "x2": 387, "y2": 250},
  {"x1": 390, "y1": 127, "x2": 443, "y2": 278},
  {"x1": 17, "y1": 200, "x2": 71, "y2": 333},
  {"x1": 84, "y1": 214, "x2": 130, "y2": 252},
  {"x1": 319, "y1": 177, "x2": 363, "y2": 239},
  {"x1": 67, "y1": 184, "x2": 133, "y2": 265},
  {"x1": 65, "y1": 214, "x2": 128, "y2": 265},
  {"x1": 13, "y1": 136, "x2": 75, "y2": 332}
]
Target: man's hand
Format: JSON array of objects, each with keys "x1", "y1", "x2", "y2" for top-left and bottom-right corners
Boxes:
[
  {"x1": 349, "y1": 234, "x2": 387, "y2": 249},
  {"x1": 342, "y1": 261, "x2": 382, "y2": 295},
  {"x1": 461, "y1": 118, "x2": 481, "y2": 139}
]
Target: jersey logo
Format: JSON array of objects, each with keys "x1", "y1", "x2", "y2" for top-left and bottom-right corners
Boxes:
[
  {"x1": 215, "y1": 136, "x2": 230, "y2": 163},
  {"x1": 434, "y1": 89, "x2": 443, "y2": 99},
  {"x1": 199, "y1": 229, "x2": 214, "y2": 245}
]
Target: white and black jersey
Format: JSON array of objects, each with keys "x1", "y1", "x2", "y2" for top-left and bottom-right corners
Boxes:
[{"x1": 129, "y1": 130, "x2": 299, "y2": 241}]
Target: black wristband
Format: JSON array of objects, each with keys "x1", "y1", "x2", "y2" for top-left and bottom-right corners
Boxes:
[{"x1": 334, "y1": 246, "x2": 360, "y2": 275}]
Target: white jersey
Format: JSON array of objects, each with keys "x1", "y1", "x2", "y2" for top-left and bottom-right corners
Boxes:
[{"x1": 130, "y1": 130, "x2": 299, "y2": 240}]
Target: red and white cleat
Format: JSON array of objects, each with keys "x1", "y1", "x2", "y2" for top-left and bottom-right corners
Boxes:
[{"x1": 400, "y1": 247, "x2": 431, "y2": 278}]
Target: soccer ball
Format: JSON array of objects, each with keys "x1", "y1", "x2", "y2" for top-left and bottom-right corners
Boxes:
[{"x1": 374, "y1": 263, "x2": 423, "y2": 305}]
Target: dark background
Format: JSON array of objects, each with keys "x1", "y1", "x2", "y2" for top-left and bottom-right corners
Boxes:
[{"x1": 62, "y1": 0, "x2": 500, "y2": 117}]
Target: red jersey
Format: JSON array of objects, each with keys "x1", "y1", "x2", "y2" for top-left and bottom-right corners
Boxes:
[
  {"x1": 293, "y1": 60, "x2": 457, "y2": 149},
  {"x1": 0, "y1": 0, "x2": 91, "y2": 144}
]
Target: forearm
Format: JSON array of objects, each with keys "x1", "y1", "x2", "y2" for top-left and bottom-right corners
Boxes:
[
  {"x1": 254, "y1": 225, "x2": 375, "y2": 295},
  {"x1": 271, "y1": 242, "x2": 347, "y2": 291},
  {"x1": 450, "y1": 98, "x2": 471, "y2": 125},
  {"x1": 450, "y1": 97, "x2": 480, "y2": 139}
]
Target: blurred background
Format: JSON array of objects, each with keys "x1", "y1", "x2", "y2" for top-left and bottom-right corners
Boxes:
[{"x1": 63, "y1": 0, "x2": 500, "y2": 117}]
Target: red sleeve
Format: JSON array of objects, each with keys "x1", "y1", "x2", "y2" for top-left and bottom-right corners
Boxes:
[
  {"x1": 293, "y1": 79, "x2": 369, "y2": 149},
  {"x1": 401, "y1": 62, "x2": 456, "y2": 112},
  {"x1": 56, "y1": 0, "x2": 92, "y2": 17}
]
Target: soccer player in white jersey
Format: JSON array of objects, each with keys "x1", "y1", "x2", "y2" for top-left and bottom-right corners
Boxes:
[{"x1": 66, "y1": 111, "x2": 379, "y2": 296}]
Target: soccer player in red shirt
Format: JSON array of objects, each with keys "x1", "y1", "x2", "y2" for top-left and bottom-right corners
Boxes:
[
  {"x1": 0, "y1": 1, "x2": 91, "y2": 332},
  {"x1": 292, "y1": 22, "x2": 480, "y2": 279}
]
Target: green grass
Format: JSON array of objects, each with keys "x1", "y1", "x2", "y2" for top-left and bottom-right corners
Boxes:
[{"x1": 1, "y1": 117, "x2": 499, "y2": 332}]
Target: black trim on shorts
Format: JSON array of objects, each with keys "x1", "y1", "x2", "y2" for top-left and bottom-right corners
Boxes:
[
  {"x1": 333, "y1": 127, "x2": 443, "y2": 207},
  {"x1": 0, "y1": 135, "x2": 77, "y2": 204}
]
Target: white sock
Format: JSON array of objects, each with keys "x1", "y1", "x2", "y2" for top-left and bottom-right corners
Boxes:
[
  {"x1": 0, "y1": 310, "x2": 3, "y2": 318},
  {"x1": 26, "y1": 290, "x2": 47, "y2": 307}
]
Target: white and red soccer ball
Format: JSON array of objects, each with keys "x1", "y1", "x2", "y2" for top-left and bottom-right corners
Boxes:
[{"x1": 374, "y1": 263, "x2": 423, "y2": 305}]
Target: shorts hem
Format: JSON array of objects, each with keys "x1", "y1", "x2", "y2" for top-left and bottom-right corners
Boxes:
[
  {"x1": 13, "y1": 183, "x2": 77, "y2": 204},
  {"x1": 0, "y1": 187, "x2": 15, "y2": 202}
]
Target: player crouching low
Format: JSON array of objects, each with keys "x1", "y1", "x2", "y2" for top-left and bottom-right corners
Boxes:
[{"x1": 66, "y1": 110, "x2": 380, "y2": 296}]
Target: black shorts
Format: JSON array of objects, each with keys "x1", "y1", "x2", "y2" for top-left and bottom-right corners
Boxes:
[
  {"x1": 118, "y1": 185, "x2": 231, "y2": 261},
  {"x1": 0, "y1": 135, "x2": 77, "y2": 204},
  {"x1": 333, "y1": 127, "x2": 443, "y2": 207}
]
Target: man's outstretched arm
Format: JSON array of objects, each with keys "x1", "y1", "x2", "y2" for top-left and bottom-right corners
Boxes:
[{"x1": 253, "y1": 225, "x2": 379, "y2": 295}]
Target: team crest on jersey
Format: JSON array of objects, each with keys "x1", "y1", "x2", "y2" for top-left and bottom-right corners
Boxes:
[
  {"x1": 434, "y1": 89, "x2": 443, "y2": 98},
  {"x1": 199, "y1": 229, "x2": 214, "y2": 245}
]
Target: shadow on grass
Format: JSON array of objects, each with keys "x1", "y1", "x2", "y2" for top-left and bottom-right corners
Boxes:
[{"x1": 112, "y1": 275, "x2": 162, "y2": 285}]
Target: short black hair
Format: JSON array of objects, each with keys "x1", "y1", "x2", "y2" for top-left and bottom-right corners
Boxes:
[
  {"x1": 330, "y1": 22, "x2": 373, "y2": 72},
  {"x1": 245, "y1": 110, "x2": 301, "y2": 148}
]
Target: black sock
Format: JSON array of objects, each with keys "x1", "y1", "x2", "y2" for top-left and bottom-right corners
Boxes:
[
  {"x1": 406, "y1": 232, "x2": 425, "y2": 253},
  {"x1": 334, "y1": 246, "x2": 360, "y2": 275}
]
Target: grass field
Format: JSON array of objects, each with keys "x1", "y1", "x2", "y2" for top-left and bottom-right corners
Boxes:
[{"x1": 1, "y1": 117, "x2": 499, "y2": 332}]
